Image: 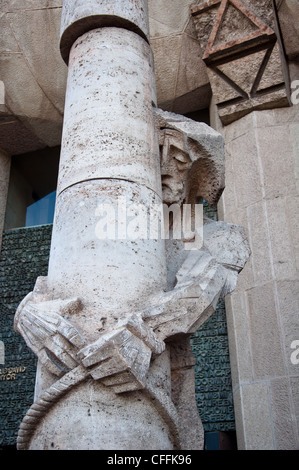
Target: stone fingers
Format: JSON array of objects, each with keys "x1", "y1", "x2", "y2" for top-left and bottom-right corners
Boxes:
[
  {"x1": 56, "y1": 316, "x2": 86, "y2": 349},
  {"x1": 77, "y1": 327, "x2": 152, "y2": 392},
  {"x1": 126, "y1": 313, "x2": 165, "y2": 355}
]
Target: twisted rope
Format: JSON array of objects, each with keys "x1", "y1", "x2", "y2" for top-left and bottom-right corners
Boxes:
[{"x1": 17, "y1": 366, "x2": 88, "y2": 450}]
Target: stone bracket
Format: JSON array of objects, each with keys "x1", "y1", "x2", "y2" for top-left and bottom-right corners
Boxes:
[
  {"x1": 191, "y1": 0, "x2": 291, "y2": 124},
  {"x1": 192, "y1": 0, "x2": 276, "y2": 63}
]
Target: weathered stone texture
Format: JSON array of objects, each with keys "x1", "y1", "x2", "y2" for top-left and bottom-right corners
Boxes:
[
  {"x1": 216, "y1": 104, "x2": 299, "y2": 449},
  {"x1": 60, "y1": 0, "x2": 150, "y2": 63},
  {"x1": 276, "y1": 0, "x2": 299, "y2": 62},
  {"x1": 0, "y1": 0, "x2": 211, "y2": 155},
  {"x1": 149, "y1": 15, "x2": 211, "y2": 114},
  {"x1": 192, "y1": 0, "x2": 290, "y2": 124},
  {"x1": 57, "y1": 28, "x2": 159, "y2": 196},
  {"x1": 0, "y1": 3, "x2": 67, "y2": 155},
  {"x1": 0, "y1": 0, "x2": 298, "y2": 145}
]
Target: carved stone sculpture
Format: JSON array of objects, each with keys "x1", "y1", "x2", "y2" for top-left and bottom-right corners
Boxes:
[
  {"x1": 191, "y1": 0, "x2": 291, "y2": 124},
  {"x1": 14, "y1": 0, "x2": 250, "y2": 450}
]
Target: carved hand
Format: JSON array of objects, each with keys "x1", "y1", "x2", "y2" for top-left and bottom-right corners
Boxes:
[
  {"x1": 77, "y1": 314, "x2": 165, "y2": 393},
  {"x1": 14, "y1": 293, "x2": 86, "y2": 377}
]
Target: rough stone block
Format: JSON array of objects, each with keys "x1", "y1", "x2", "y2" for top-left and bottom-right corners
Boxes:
[
  {"x1": 269, "y1": 378, "x2": 299, "y2": 450},
  {"x1": 290, "y1": 377, "x2": 299, "y2": 439},
  {"x1": 285, "y1": 195, "x2": 299, "y2": 273},
  {"x1": 275, "y1": 279, "x2": 299, "y2": 376},
  {"x1": 256, "y1": 125, "x2": 297, "y2": 200},
  {"x1": 191, "y1": 0, "x2": 290, "y2": 125},
  {"x1": 246, "y1": 282, "x2": 286, "y2": 380},
  {"x1": 228, "y1": 129, "x2": 263, "y2": 209},
  {"x1": 246, "y1": 201, "x2": 273, "y2": 285},
  {"x1": 175, "y1": 33, "x2": 209, "y2": 99},
  {"x1": 6, "y1": 8, "x2": 67, "y2": 115},
  {"x1": 149, "y1": 0, "x2": 196, "y2": 38},
  {"x1": 151, "y1": 35, "x2": 183, "y2": 107},
  {"x1": 238, "y1": 382, "x2": 274, "y2": 450},
  {"x1": 225, "y1": 290, "x2": 254, "y2": 387},
  {"x1": 265, "y1": 197, "x2": 297, "y2": 281}
]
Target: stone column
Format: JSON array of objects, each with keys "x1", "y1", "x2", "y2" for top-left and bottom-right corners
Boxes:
[
  {"x1": 26, "y1": 0, "x2": 172, "y2": 450},
  {"x1": 47, "y1": 0, "x2": 166, "y2": 346},
  {"x1": 15, "y1": 0, "x2": 250, "y2": 451}
]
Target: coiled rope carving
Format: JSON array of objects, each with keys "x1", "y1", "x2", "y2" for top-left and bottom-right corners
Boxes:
[
  {"x1": 17, "y1": 365, "x2": 88, "y2": 450},
  {"x1": 16, "y1": 364, "x2": 181, "y2": 450}
]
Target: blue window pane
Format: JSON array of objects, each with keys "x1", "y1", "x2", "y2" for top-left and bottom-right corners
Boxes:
[{"x1": 25, "y1": 191, "x2": 56, "y2": 227}]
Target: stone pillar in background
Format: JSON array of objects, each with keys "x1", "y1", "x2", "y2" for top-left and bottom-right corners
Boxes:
[
  {"x1": 211, "y1": 102, "x2": 299, "y2": 450},
  {"x1": 14, "y1": 0, "x2": 250, "y2": 450},
  {"x1": 199, "y1": 0, "x2": 299, "y2": 450}
]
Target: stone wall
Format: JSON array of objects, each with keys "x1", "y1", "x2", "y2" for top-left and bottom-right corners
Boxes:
[
  {"x1": 214, "y1": 104, "x2": 299, "y2": 450},
  {"x1": 0, "y1": 225, "x2": 52, "y2": 448}
]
